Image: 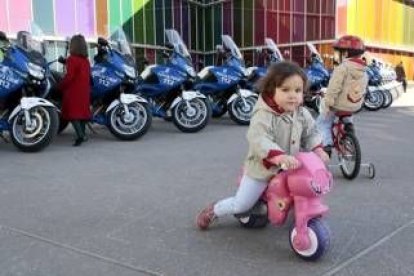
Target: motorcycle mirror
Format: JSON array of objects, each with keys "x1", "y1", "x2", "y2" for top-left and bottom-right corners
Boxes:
[
  {"x1": 165, "y1": 42, "x2": 174, "y2": 50},
  {"x1": 0, "y1": 31, "x2": 9, "y2": 43},
  {"x1": 216, "y1": 45, "x2": 224, "y2": 53},
  {"x1": 162, "y1": 51, "x2": 170, "y2": 58},
  {"x1": 58, "y1": 56, "x2": 67, "y2": 64},
  {"x1": 97, "y1": 37, "x2": 108, "y2": 46}
]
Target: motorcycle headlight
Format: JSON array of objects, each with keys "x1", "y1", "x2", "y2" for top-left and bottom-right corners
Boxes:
[
  {"x1": 123, "y1": 64, "x2": 136, "y2": 79},
  {"x1": 240, "y1": 67, "x2": 248, "y2": 77},
  {"x1": 27, "y1": 62, "x2": 45, "y2": 80},
  {"x1": 246, "y1": 67, "x2": 256, "y2": 78},
  {"x1": 185, "y1": 65, "x2": 196, "y2": 78}
]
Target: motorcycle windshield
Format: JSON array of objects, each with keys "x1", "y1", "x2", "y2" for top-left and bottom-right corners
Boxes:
[
  {"x1": 107, "y1": 28, "x2": 136, "y2": 68},
  {"x1": 306, "y1": 42, "x2": 323, "y2": 63},
  {"x1": 165, "y1": 29, "x2": 191, "y2": 61},
  {"x1": 109, "y1": 28, "x2": 133, "y2": 57},
  {"x1": 17, "y1": 22, "x2": 46, "y2": 55},
  {"x1": 222, "y1": 35, "x2": 243, "y2": 61},
  {"x1": 265, "y1": 38, "x2": 283, "y2": 61}
]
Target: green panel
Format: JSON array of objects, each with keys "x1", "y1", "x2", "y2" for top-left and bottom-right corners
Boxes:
[
  {"x1": 197, "y1": 7, "x2": 204, "y2": 51},
  {"x1": 122, "y1": 0, "x2": 134, "y2": 41},
  {"x1": 205, "y1": 54, "x2": 214, "y2": 66},
  {"x1": 109, "y1": 0, "x2": 122, "y2": 34},
  {"x1": 145, "y1": 0, "x2": 155, "y2": 44},
  {"x1": 190, "y1": 4, "x2": 197, "y2": 50},
  {"x1": 213, "y1": 5, "x2": 222, "y2": 50},
  {"x1": 135, "y1": 48, "x2": 146, "y2": 72},
  {"x1": 243, "y1": 0, "x2": 253, "y2": 47},
  {"x1": 133, "y1": 0, "x2": 145, "y2": 44},
  {"x1": 33, "y1": 0, "x2": 54, "y2": 35},
  {"x1": 233, "y1": 0, "x2": 242, "y2": 46},
  {"x1": 205, "y1": 7, "x2": 213, "y2": 51},
  {"x1": 155, "y1": 0, "x2": 165, "y2": 45}
]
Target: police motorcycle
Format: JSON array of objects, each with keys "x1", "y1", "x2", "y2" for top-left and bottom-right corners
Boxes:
[
  {"x1": 194, "y1": 35, "x2": 257, "y2": 125},
  {"x1": 49, "y1": 28, "x2": 151, "y2": 140},
  {"x1": 304, "y1": 43, "x2": 330, "y2": 116},
  {"x1": 0, "y1": 24, "x2": 59, "y2": 152},
  {"x1": 363, "y1": 61, "x2": 385, "y2": 111},
  {"x1": 137, "y1": 29, "x2": 210, "y2": 133},
  {"x1": 246, "y1": 38, "x2": 284, "y2": 92}
]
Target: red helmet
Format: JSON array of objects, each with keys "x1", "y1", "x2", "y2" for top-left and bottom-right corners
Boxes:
[{"x1": 333, "y1": 35, "x2": 365, "y2": 52}]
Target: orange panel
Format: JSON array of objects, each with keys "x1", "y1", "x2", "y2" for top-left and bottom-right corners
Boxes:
[{"x1": 96, "y1": 0, "x2": 108, "y2": 37}]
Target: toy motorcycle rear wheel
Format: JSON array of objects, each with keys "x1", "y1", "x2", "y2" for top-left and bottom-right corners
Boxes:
[
  {"x1": 289, "y1": 218, "x2": 330, "y2": 261},
  {"x1": 235, "y1": 200, "x2": 268, "y2": 228}
]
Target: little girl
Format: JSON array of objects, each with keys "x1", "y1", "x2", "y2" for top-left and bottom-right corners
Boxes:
[
  {"x1": 58, "y1": 34, "x2": 91, "y2": 146},
  {"x1": 196, "y1": 61, "x2": 329, "y2": 230}
]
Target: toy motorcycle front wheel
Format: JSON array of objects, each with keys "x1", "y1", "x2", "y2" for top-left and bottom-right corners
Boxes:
[{"x1": 289, "y1": 218, "x2": 330, "y2": 261}]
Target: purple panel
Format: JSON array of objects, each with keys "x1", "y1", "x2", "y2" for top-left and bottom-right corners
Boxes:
[
  {"x1": 254, "y1": 0, "x2": 265, "y2": 45},
  {"x1": 173, "y1": 0, "x2": 181, "y2": 31},
  {"x1": 293, "y1": 15, "x2": 304, "y2": 42},
  {"x1": 182, "y1": 1, "x2": 188, "y2": 47},
  {"x1": 8, "y1": 0, "x2": 31, "y2": 33},
  {"x1": 76, "y1": 0, "x2": 95, "y2": 36},
  {"x1": 0, "y1": 0, "x2": 8, "y2": 32},
  {"x1": 55, "y1": 0, "x2": 76, "y2": 36},
  {"x1": 222, "y1": 1, "x2": 232, "y2": 35}
]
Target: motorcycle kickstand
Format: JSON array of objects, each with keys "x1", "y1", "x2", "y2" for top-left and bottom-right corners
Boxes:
[
  {"x1": 0, "y1": 132, "x2": 10, "y2": 143},
  {"x1": 86, "y1": 122, "x2": 97, "y2": 134}
]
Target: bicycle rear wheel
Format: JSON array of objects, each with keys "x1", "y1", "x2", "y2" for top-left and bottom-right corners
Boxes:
[{"x1": 338, "y1": 133, "x2": 361, "y2": 180}]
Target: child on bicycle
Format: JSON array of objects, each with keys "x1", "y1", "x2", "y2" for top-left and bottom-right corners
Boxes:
[
  {"x1": 196, "y1": 61, "x2": 329, "y2": 230},
  {"x1": 316, "y1": 35, "x2": 368, "y2": 156}
]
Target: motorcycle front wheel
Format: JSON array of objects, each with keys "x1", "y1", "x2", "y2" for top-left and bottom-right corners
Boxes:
[
  {"x1": 172, "y1": 98, "x2": 210, "y2": 133},
  {"x1": 228, "y1": 95, "x2": 257, "y2": 125},
  {"x1": 10, "y1": 106, "x2": 59, "y2": 152},
  {"x1": 107, "y1": 102, "x2": 152, "y2": 140}
]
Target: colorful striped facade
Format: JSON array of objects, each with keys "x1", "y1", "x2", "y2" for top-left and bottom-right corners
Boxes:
[
  {"x1": 0, "y1": 0, "x2": 412, "y2": 77},
  {"x1": 337, "y1": 0, "x2": 414, "y2": 79}
]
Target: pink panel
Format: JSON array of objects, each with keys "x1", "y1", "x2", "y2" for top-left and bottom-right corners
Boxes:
[
  {"x1": 8, "y1": 0, "x2": 32, "y2": 33},
  {"x1": 0, "y1": 0, "x2": 8, "y2": 32}
]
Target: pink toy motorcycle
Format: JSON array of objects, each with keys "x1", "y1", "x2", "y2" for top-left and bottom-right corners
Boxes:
[{"x1": 235, "y1": 152, "x2": 333, "y2": 261}]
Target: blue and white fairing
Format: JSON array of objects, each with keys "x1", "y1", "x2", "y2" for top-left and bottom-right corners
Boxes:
[
  {"x1": 305, "y1": 42, "x2": 330, "y2": 89},
  {"x1": 0, "y1": 24, "x2": 48, "y2": 100},
  {"x1": 246, "y1": 38, "x2": 284, "y2": 85},
  {"x1": 137, "y1": 29, "x2": 196, "y2": 97},
  {"x1": 91, "y1": 28, "x2": 138, "y2": 99},
  {"x1": 195, "y1": 35, "x2": 248, "y2": 94}
]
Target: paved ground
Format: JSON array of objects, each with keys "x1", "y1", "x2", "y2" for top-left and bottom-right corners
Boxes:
[{"x1": 0, "y1": 86, "x2": 414, "y2": 276}]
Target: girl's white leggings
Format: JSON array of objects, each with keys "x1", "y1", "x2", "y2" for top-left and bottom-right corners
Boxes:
[
  {"x1": 316, "y1": 111, "x2": 353, "y2": 146},
  {"x1": 213, "y1": 174, "x2": 267, "y2": 217}
]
